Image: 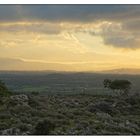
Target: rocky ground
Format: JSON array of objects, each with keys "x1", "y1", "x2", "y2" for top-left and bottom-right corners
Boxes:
[{"x1": 0, "y1": 93, "x2": 140, "y2": 135}]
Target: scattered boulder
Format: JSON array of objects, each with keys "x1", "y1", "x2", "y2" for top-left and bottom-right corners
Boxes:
[
  {"x1": 118, "y1": 123, "x2": 125, "y2": 128},
  {"x1": 62, "y1": 99, "x2": 80, "y2": 108},
  {"x1": 125, "y1": 120, "x2": 139, "y2": 130},
  {"x1": 96, "y1": 112, "x2": 112, "y2": 120},
  {"x1": 9, "y1": 94, "x2": 29, "y2": 106},
  {"x1": 0, "y1": 128, "x2": 20, "y2": 135}
]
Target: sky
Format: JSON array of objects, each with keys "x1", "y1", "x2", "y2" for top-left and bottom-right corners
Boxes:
[{"x1": 0, "y1": 5, "x2": 140, "y2": 71}]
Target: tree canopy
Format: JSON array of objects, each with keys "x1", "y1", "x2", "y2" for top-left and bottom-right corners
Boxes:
[
  {"x1": 103, "y1": 79, "x2": 132, "y2": 95},
  {"x1": 0, "y1": 80, "x2": 10, "y2": 96}
]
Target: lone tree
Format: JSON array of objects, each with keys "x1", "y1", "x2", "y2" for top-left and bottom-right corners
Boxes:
[
  {"x1": 0, "y1": 80, "x2": 10, "y2": 97},
  {"x1": 103, "y1": 79, "x2": 132, "y2": 96}
]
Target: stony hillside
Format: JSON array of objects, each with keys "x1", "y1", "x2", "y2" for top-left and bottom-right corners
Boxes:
[{"x1": 0, "y1": 92, "x2": 140, "y2": 135}]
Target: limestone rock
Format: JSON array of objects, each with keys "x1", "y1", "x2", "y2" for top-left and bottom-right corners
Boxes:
[
  {"x1": 1, "y1": 128, "x2": 20, "y2": 135},
  {"x1": 10, "y1": 94, "x2": 29, "y2": 105}
]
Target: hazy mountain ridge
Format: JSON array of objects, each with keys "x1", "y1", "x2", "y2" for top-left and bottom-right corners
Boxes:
[{"x1": 100, "y1": 68, "x2": 140, "y2": 75}]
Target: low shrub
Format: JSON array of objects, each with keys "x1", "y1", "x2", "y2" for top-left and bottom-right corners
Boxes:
[{"x1": 33, "y1": 119, "x2": 55, "y2": 135}]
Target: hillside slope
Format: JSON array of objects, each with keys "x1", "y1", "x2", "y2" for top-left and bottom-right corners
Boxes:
[{"x1": 0, "y1": 93, "x2": 140, "y2": 135}]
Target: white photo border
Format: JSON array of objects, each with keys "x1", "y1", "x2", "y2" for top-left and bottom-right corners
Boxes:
[{"x1": 0, "y1": 0, "x2": 140, "y2": 4}]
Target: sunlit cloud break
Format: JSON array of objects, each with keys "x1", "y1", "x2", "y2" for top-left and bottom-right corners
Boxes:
[{"x1": 0, "y1": 5, "x2": 140, "y2": 71}]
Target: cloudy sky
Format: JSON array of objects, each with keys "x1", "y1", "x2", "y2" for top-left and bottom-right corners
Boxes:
[{"x1": 0, "y1": 5, "x2": 140, "y2": 71}]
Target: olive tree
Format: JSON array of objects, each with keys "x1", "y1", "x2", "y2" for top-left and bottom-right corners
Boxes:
[{"x1": 103, "y1": 79, "x2": 132, "y2": 96}]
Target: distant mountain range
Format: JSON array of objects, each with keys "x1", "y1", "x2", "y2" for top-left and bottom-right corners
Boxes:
[{"x1": 100, "y1": 68, "x2": 140, "y2": 75}]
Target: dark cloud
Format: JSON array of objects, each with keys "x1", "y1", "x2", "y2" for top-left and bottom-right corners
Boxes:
[
  {"x1": 96, "y1": 22, "x2": 140, "y2": 48},
  {"x1": 1, "y1": 5, "x2": 140, "y2": 49},
  {"x1": 0, "y1": 5, "x2": 140, "y2": 23},
  {"x1": 123, "y1": 19, "x2": 140, "y2": 32},
  {"x1": 103, "y1": 35, "x2": 136, "y2": 48}
]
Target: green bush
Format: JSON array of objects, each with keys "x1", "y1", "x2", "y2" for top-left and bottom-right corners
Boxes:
[
  {"x1": 28, "y1": 97, "x2": 40, "y2": 108},
  {"x1": 33, "y1": 119, "x2": 55, "y2": 135},
  {"x1": 16, "y1": 122, "x2": 32, "y2": 132},
  {"x1": 0, "y1": 80, "x2": 10, "y2": 96},
  {"x1": 31, "y1": 91, "x2": 39, "y2": 96},
  {"x1": 0, "y1": 122, "x2": 9, "y2": 130}
]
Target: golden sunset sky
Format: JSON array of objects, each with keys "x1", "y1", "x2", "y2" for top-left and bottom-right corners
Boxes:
[{"x1": 0, "y1": 5, "x2": 140, "y2": 71}]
